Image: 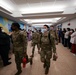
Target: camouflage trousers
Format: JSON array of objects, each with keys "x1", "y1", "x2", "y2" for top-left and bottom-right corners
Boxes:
[
  {"x1": 14, "y1": 51, "x2": 23, "y2": 71},
  {"x1": 32, "y1": 43, "x2": 40, "y2": 56},
  {"x1": 40, "y1": 50, "x2": 52, "y2": 68}
]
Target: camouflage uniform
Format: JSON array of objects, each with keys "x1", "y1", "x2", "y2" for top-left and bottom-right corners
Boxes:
[
  {"x1": 31, "y1": 32, "x2": 40, "y2": 57},
  {"x1": 50, "y1": 30, "x2": 58, "y2": 41},
  {"x1": 39, "y1": 31, "x2": 56, "y2": 74},
  {"x1": 12, "y1": 30, "x2": 27, "y2": 73}
]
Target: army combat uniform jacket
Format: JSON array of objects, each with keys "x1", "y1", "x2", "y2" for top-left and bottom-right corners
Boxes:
[{"x1": 12, "y1": 30, "x2": 27, "y2": 53}]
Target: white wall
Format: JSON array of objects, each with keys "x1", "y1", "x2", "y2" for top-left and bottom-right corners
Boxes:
[{"x1": 62, "y1": 18, "x2": 76, "y2": 30}]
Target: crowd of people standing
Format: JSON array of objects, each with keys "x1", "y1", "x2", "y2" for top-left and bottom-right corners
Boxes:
[{"x1": 58, "y1": 28, "x2": 76, "y2": 56}]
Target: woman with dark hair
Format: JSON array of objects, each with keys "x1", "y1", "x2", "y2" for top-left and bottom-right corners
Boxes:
[
  {"x1": 58, "y1": 28, "x2": 62, "y2": 43},
  {"x1": 0, "y1": 27, "x2": 11, "y2": 66},
  {"x1": 70, "y1": 28, "x2": 76, "y2": 56},
  {"x1": 61, "y1": 28, "x2": 66, "y2": 46},
  {"x1": 69, "y1": 29, "x2": 75, "y2": 50},
  {"x1": 39, "y1": 25, "x2": 57, "y2": 74},
  {"x1": 64, "y1": 28, "x2": 70, "y2": 47},
  {"x1": 71, "y1": 29, "x2": 74, "y2": 33},
  {"x1": 67, "y1": 28, "x2": 71, "y2": 49}
]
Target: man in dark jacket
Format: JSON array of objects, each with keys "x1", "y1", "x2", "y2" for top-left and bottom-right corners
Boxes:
[{"x1": 0, "y1": 27, "x2": 11, "y2": 66}]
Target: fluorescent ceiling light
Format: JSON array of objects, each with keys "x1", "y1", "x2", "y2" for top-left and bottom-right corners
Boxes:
[
  {"x1": 24, "y1": 18, "x2": 61, "y2": 23},
  {"x1": 32, "y1": 25, "x2": 43, "y2": 27},
  {"x1": 20, "y1": 5, "x2": 65, "y2": 14},
  {"x1": 24, "y1": 19, "x2": 31, "y2": 22},
  {"x1": 55, "y1": 18, "x2": 61, "y2": 20},
  {"x1": 0, "y1": 0, "x2": 14, "y2": 11},
  {"x1": 31, "y1": 19, "x2": 53, "y2": 23},
  {"x1": 32, "y1": 24, "x2": 52, "y2": 26},
  {"x1": 24, "y1": 19, "x2": 32, "y2": 24}
]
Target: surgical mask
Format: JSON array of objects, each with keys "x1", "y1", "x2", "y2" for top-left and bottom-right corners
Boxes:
[
  {"x1": 50, "y1": 27, "x2": 53, "y2": 30},
  {"x1": 34, "y1": 30, "x2": 36, "y2": 32},
  {"x1": 2, "y1": 29, "x2": 4, "y2": 32},
  {"x1": 42, "y1": 29, "x2": 47, "y2": 33}
]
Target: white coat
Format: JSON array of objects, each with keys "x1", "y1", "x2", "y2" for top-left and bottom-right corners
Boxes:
[{"x1": 70, "y1": 31, "x2": 76, "y2": 44}]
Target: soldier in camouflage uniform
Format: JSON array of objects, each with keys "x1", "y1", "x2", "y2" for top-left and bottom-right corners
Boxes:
[
  {"x1": 11, "y1": 23, "x2": 28, "y2": 75},
  {"x1": 39, "y1": 25, "x2": 57, "y2": 74},
  {"x1": 30, "y1": 28, "x2": 40, "y2": 57},
  {"x1": 50, "y1": 26, "x2": 59, "y2": 44}
]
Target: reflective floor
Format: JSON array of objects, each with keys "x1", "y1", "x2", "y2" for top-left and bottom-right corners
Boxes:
[{"x1": 0, "y1": 42, "x2": 76, "y2": 75}]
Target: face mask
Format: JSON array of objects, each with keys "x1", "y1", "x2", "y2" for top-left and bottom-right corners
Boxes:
[
  {"x1": 34, "y1": 30, "x2": 36, "y2": 32},
  {"x1": 70, "y1": 31, "x2": 72, "y2": 33},
  {"x1": 2, "y1": 29, "x2": 4, "y2": 32},
  {"x1": 50, "y1": 27, "x2": 53, "y2": 30},
  {"x1": 42, "y1": 29, "x2": 47, "y2": 33}
]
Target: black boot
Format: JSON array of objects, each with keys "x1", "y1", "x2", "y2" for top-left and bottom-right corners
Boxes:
[
  {"x1": 4, "y1": 62, "x2": 12, "y2": 66},
  {"x1": 43, "y1": 61, "x2": 46, "y2": 68},
  {"x1": 43, "y1": 60, "x2": 46, "y2": 68},
  {"x1": 30, "y1": 57, "x2": 33, "y2": 65},
  {"x1": 45, "y1": 67, "x2": 49, "y2": 74},
  {"x1": 30, "y1": 54, "x2": 34, "y2": 57},
  {"x1": 8, "y1": 58, "x2": 11, "y2": 60},
  {"x1": 15, "y1": 70, "x2": 22, "y2": 75}
]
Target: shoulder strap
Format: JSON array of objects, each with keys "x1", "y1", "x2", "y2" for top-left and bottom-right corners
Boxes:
[
  {"x1": 48, "y1": 31, "x2": 51, "y2": 44},
  {"x1": 40, "y1": 33, "x2": 42, "y2": 44}
]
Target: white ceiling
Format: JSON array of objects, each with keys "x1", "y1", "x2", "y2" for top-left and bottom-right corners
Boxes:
[{"x1": 0, "y1": 0, "x2": 76, "y2": 27}]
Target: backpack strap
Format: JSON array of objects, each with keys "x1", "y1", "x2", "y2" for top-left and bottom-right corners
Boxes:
[
  {"x1": 40, "y1": 31, "x2": 51, "y2": 44},
  {"x1": 40, "y1": 33, "x2": 42, "y2": 45},
  {"x1": 48, "y1": 31, "x2": 51, "y2": 44}
]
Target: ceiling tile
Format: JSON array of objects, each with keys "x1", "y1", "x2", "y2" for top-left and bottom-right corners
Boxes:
[
  {"x1": 12, "y1": 0, "x2": 55, "y2": 5},
  {"x1": 27, "y1": 0, "x2": 41, "y2": 3},
  {"x1": 12, "y1": 0, "x2": 27, "y2": 5}
]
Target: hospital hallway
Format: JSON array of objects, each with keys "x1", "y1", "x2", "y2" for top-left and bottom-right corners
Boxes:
[{"x1": 0, "y1": 42, "x2": 76, "y2": 75}]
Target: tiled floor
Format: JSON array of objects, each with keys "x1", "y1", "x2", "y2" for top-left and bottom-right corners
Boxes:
[{"x1": 0, "y1": 42, "x2": 76, "y2": 75}]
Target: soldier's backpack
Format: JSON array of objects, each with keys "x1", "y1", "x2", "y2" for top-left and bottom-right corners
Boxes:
[{"x1": 32, "y1": 32, "x2": 39, "y2": 41}]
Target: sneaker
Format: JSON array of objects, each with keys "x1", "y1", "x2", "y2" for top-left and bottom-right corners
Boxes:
[
  {"x1": 45, "y1": 67, "x2": 49, "y2": 74},
  {"x1": 15, "y1": 70, "x2": 22, "y2": 75},
  {"x1": 4, "y1": 62, "x2": 12, "y2": 66},
  {"x1": 73, "y1": 54, "x2": 76, "y2": 56}
]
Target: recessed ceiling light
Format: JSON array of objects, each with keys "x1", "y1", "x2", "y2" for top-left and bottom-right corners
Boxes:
[{"x1": 32, "y1": 24, "x2": 52, "y2": 26}]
